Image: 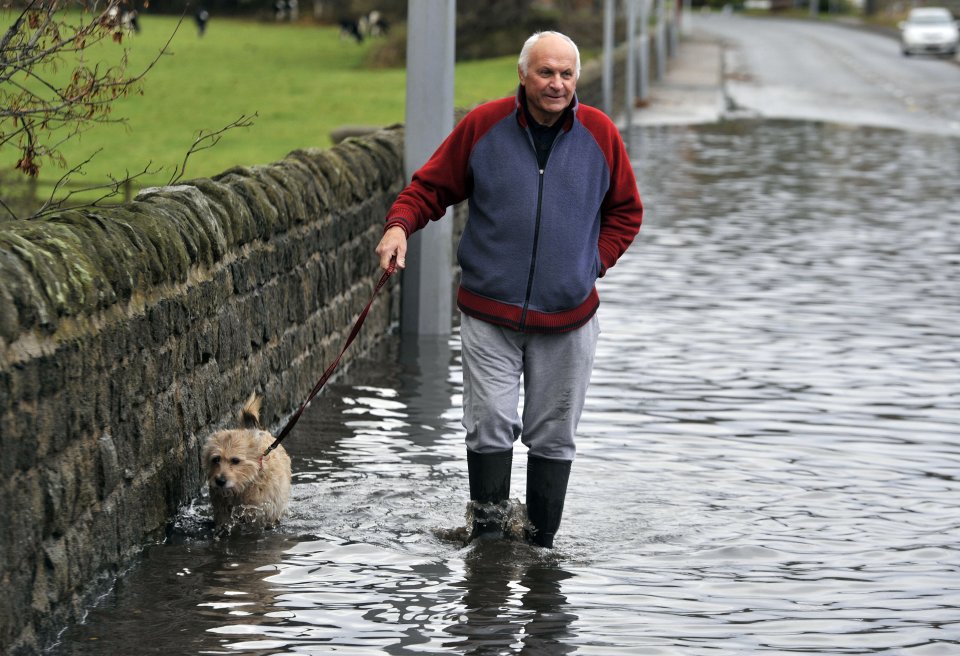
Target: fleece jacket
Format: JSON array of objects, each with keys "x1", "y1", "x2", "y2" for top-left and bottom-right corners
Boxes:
[{"x1": 385, "y1": 88, "x2": 643, "y2": 333}]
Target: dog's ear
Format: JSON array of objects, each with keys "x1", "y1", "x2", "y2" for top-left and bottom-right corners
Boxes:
[{"x1": 241, "y1": 393, "x2": 263, "y2": 429}]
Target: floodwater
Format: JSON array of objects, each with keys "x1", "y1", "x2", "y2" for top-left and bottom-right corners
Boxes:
[{"x1": 53, "y1": 120, "x2": 960, "y2": 654}]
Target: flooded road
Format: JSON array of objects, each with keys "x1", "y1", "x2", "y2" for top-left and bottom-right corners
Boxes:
[
  {"x1": 54, "y1": 118, "x2": 960, "y2": 654},
  {"x1": 696, "y1": 14, "x2": 960, "y2": 136},
  {"x1": 53, "y1": 18, "x2": 960, "y2": 656}
]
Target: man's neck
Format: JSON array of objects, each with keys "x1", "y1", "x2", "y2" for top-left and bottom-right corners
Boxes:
[{"x1": 524, "y1": 103, "x2": 564, "y2": 130}]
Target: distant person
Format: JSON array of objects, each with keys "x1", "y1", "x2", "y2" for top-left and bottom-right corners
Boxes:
[
  {"x1": 375, "y1": 31, "x2": 643, "y2": 548},
  {"x1": 195, "y1": 7, "x2": 209, "y2": 36}
]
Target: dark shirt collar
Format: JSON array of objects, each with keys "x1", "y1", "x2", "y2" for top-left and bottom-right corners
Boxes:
[
  {"x1": 523, "y1": 101, "x2": 565, "y2": 132},
  {"x1": 515, "y1": 85, "x2": 577, "y2": 131}
]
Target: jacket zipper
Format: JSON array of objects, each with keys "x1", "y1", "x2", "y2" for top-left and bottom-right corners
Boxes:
[
  {"x1": 519, "y1": 127, "x2": 564, "y2": 329},
  {"x1": 520, "y1": 168, "x2": 545, "y2": 329}
]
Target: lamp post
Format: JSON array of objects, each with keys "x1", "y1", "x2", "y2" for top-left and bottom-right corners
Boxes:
[
  {"x1": 402, "y1": 0, "x2": 456, "y2": 335},
  {"x1": 603, "y1": 0, "x2": 615, "y2": 116}
]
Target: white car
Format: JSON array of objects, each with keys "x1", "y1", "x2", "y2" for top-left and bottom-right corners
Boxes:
[{"x1": 899, "y1": 7, "x2": 959, "y2": 57}]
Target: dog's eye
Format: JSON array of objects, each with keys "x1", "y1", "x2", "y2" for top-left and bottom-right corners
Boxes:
[
  {"x1": 211, "y1": 455, "x2": 221, "y2": 464},
  {"x1": 230, "y1": 457, "x2": 241, "y2": 465}
]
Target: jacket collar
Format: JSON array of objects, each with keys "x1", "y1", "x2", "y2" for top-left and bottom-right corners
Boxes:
[{"x1": 515, "y1": 85, "x2": 578, "y2": 132}]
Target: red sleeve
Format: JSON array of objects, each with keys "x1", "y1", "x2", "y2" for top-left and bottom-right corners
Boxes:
[
  {"x1": 386, "y1": 98, "x2": 513, "y2": 236},
  {"x1": 582, "y1": 107, "x2": 644, "y2": 276}
]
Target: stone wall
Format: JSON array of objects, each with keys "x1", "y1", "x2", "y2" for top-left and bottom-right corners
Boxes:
[{"x1": 0, "y1": 128, "x2": 406, "y2": 654}]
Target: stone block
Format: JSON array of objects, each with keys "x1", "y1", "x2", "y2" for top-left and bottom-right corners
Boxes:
[{"x1": 97, "y1": 434, "x2": 121, "y2": 501}]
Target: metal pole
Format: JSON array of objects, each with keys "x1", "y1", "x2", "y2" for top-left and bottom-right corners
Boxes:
[
  {"x1": 625, "y1": 0, "x2": 636, "y2": 141},
  {"x1": 602, "y1": 0, "x2": 614, "y2": 116},
  {"x1": 655, "y1": 0, "x2": 666, "y2": 81},
  {"x1": 669, "y1": 0, "x2": 679, "y2": 56},
  {"x1": 402, "y1": 0, "x2": 455, "y2": 335},
  {"x1": 639, "y1": 0, "x2": 650, "y2": 104}
]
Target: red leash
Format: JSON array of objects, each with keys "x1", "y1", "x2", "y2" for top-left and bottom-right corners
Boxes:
[{"x1": 262, "y1": 260, "x2": 397, "y2": 459}]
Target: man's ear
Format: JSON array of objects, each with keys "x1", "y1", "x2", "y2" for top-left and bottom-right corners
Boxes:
[{"x1": 517, "y1": 65, "x2": 525, "y2": 85}]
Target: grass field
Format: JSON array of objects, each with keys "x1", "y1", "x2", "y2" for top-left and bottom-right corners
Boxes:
[{"x1": 3, "y1": 14, "x2": 519, "y2": 200}]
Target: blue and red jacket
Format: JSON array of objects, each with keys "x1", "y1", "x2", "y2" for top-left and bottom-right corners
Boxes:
[{"x1": 385, "y1": 88, "x2": 643, "y2": 333}]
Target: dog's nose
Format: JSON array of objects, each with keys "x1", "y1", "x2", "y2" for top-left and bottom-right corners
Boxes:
[{"x1": 215, "y1": 475, "x2": 227, "y2": 487}]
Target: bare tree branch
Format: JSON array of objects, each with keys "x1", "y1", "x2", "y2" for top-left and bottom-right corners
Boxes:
[
  {"x1": 30, "y1": 156, "x2": 161, "y2": 219},
  {"x1": 167, "y1": 114, "x2": 258, "y2": 186},
  {"x1": 1, "y1": 5, "x2": 260, "y2": 222},
  {"x1": 0, "y1": 1, "x2": 183, "y2": 178},
  {"x1": 0, "y1": 193, "x2": 19, "y2": 222}
]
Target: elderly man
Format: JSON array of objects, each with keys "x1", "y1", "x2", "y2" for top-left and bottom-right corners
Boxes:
[{"x1": 376, "y1": 31, "x2": 643, "y2": 548}]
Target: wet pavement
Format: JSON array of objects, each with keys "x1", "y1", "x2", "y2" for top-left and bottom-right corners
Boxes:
[{"x1": 51, "y1": 17, "x2": 960, "y2": 656}]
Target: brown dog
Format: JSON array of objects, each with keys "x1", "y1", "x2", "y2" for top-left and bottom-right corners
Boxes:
[{"x1": 202, "y1": 394, "x2": 291, "y2": 531}]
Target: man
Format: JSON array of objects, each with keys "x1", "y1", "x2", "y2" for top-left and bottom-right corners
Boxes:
[{"x1": 376, "y1": 31, "x2": 642, "y2": 548}]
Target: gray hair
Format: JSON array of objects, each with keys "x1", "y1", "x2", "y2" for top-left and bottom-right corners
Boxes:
[{"x1": 518, "y1": 31, "x2": 581, "y2": 80}]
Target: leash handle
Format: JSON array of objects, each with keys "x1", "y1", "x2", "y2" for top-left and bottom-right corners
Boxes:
[{"x1": 264, "y1": 259, "x2": 397, "y2": 456}]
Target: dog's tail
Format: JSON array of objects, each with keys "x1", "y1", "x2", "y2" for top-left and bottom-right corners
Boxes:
[{"x1": 241, "y1": 393, "x2": 262, "y2": 429}]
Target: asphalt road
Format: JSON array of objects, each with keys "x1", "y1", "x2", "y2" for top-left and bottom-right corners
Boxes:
[{"x1": 646, "y1": 13, "x2": 960, "y2": 137}]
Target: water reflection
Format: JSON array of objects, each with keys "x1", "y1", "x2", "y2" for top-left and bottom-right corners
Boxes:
[
  {"x1": 53, "y1": 120, "x2": 960, "y2": 654},
  {"x1": 445, "y1": 542, "x2": 577, "y2": 655}
]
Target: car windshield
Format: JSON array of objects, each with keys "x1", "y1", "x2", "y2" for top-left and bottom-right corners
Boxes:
[{"x1": 909, "y1": 11, "x2": 953, "y2": 25}]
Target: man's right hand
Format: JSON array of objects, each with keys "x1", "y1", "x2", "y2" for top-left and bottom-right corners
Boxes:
[{"x1": 375, "y1": 225, "x2": 408, "y2": 271}]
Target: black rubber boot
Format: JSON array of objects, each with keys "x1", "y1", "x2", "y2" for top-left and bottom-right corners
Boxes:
[
  {"x1": 525, "y1": 455, "x2": 572, "y2": 548},
  {"x1": 467, "y1": 448, "x2": 513, "y2": 540}
]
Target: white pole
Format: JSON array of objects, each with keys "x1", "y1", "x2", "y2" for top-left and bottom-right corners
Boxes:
[
  {"x1": 639, "y1": 0, "x2": 650, "y2": 103},
  {"x1": 655, "y1": 0, "x2": 666, "y2": 81},
  {"x1": 603, "y1": 0, "x2": 615, "y2": 116},
  {"x1": 402, "y1": 0, "x2": 455, "y2": 335},
  {"x1": 625, "y1": 0, "x2": 637, "y2": 141}
]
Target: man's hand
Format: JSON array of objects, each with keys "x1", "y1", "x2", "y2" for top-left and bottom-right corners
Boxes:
[{"x1": 376, "y1": 225, "x2": 408, "y2": 271}]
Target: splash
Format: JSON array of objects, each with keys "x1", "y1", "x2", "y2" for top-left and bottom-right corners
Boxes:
[{"x1": 435, "y1": 498, "x2": 534, "y2": 547}]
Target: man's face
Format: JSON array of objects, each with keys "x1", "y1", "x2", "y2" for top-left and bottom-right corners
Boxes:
[{"x1": 519, "y1": 35, "x2": 577, "y2": 127}]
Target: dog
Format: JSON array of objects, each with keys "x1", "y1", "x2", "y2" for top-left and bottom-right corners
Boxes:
[{"x1": 202, "y1": 394, "x2": 291, "y2": 531}]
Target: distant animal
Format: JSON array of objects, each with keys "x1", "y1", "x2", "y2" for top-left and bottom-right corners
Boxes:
[
  {"x1": 105, "y1": 6, "x2": 139, "y2": 35},
  {"x1": 366, "y1": 10, "x2": 389, "y2": 37},
  {"x1": 202, "y1": 394, "x2": 292, "y2": 531},
  {"x1": 339, "y1": 18, "x2": 363, "y2": 42},
  {"x1": 275, "y1": 0, "x2": 299, "y2": 22},
  {"x1": 123, "y1": 9, "x2": 140, "y2": 33}
]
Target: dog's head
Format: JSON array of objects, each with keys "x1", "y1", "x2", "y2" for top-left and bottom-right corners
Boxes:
[{"x1": 202, "y1": 429, "x2": 265, "y2": 495}]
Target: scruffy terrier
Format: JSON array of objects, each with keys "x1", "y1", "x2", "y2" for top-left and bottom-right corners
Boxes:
[{"x1": 202, "y1": 394, "x2": 291, "y2": 531}]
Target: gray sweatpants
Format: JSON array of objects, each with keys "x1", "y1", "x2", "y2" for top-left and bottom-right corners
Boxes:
[{"x1": 460, "y1": 313, "x2": 600, "y2": 461}]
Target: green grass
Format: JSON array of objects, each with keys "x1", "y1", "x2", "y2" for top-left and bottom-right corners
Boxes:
[{"x1": 4, "y1": 14, "x2": 519, "y2": 198}]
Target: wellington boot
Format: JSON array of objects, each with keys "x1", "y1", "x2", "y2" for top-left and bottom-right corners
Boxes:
[
  {"x1": 525, "y1": 455, "x2": 572, "y2": 548},
  {"x1": 467, "y1": 448, "x2": 513, "y2": 541}
]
